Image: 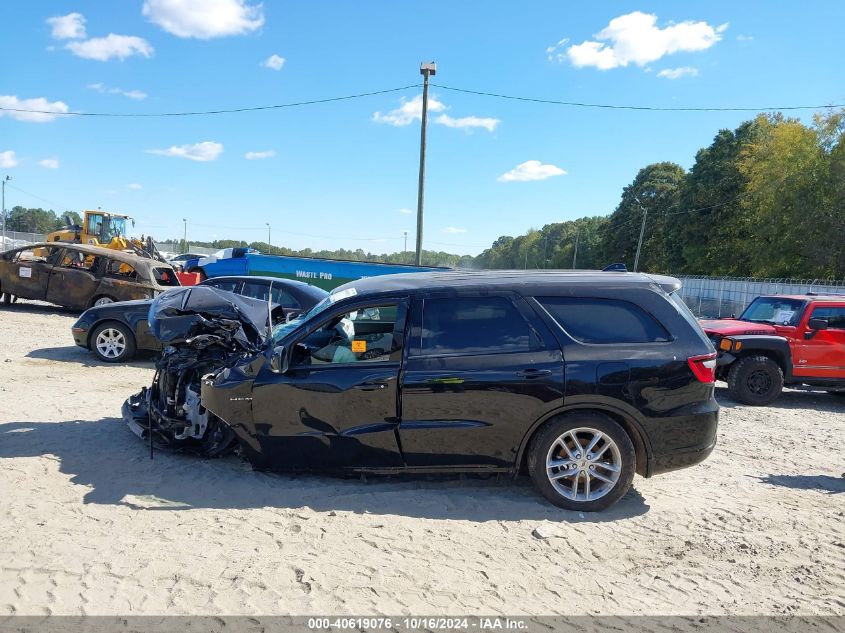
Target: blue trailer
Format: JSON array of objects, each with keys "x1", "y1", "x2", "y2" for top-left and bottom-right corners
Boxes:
[{"x1": 184, "y1": 248, "x2": 446, "y2": 290}]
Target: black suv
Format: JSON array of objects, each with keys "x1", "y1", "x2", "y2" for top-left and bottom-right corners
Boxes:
[{"x1": 192, "y1": 270, "x2": 719, "y2": 511}]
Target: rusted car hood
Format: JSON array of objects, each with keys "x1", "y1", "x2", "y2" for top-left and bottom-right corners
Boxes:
[{"x1": 699, "y1": 319, "x2": 777, "y2": 337}]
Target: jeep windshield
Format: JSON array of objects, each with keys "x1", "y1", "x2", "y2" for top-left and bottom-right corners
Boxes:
[
  {"x1": 739, "y1": 297, "x2": 804, "y2": 326},
  {"x1": 271, "y1": 294, "x2": 333, "y2": 343}
]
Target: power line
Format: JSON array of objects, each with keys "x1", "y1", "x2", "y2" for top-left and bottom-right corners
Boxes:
[
  {"x1": 2, "y1": 83, "x2": 842, "y2": 119},
  {"x1": 0, "y1": 85, "x2": 421, "y2": 118},
  {"x1": 432, "y1": 84, "x2": 845, "y2": 112},
  {"x1": 5, "y1": 183, "x2": 68, "y2": 209}
]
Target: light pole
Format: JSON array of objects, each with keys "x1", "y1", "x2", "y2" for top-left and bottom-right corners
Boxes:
[
  {"x1": 572, "y1": 227, "x2": 581, "y2": 269},
  {"x1": 182, "y1": 218, "x2": 187, "y2": 254},
  {"x1": 633, "y1": 196, "x2": 647, "y2": 272},
  {"x1": 1, "y1": 176, "x2": 10, "y2": 248},
  {"x1": 415, "y1": 61, "x2": 436, "y2": 266},
  {"x1": 403, "y1": 230, "x2": 408, "y2": 262},
  {"x1": 266, "y1": 222, "x2": 271, "y2": 251}
]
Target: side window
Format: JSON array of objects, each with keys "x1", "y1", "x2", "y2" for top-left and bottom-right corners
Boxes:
[
  {"x1": 291, "y1": 303, "x2": 401, "y2": 366},
  {"x1": 104, "y1": 259, "x2": 138, "y2": 280},
  {"x1": 539, "y1": 297, "x2": 670, "y2": 344},
  {"x1": 419, "y1": 296, "x2": 537, "y2": 357},
  {"x1": 810, "y1": 306, "x2": 845, "y2": 330},
  {"x1": 60, "y1": 251, "x2": 99, "y2": 272},
  {"x1": 271, "y1": 287, "x2": 300, "y2": 310}
]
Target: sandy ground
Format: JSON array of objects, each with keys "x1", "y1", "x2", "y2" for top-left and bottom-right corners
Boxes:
[{"x1": 0, "y1": 301, "x2": 843, "y2": 617}]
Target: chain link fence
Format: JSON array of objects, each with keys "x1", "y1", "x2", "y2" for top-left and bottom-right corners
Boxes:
[
  {"x1": 154, "y1": 242, "x2": 217, "y2": 257},
  {"x1": 676, "y1": 276, "x2": 845, "y2": 318},
  {"x1": 1, "y1": 231, "x2": 48, "y2": 250}
]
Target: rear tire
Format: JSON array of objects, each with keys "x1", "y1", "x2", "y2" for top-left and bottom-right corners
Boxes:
[
  {"x1": 90, "y1": 295, "x2": 117, "y2": 308},
  {"x1": 90, "y1": 321, "x2": 136, "y2": 363},
  {"x1": 527, "y1": 412, "x2": 636, "y2": 512},
  {"x1": 727, "y1": 355, "x2": 784, "y2": 406}
]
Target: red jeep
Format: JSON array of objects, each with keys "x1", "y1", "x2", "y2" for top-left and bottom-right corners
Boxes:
[{"x1": 700, "y1": 294, "x2": 845, "y2": 405}]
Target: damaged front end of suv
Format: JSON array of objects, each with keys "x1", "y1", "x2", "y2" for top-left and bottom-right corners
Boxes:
[{"x1": 122, "y1": 286, "x2": 270, "y2": 457}]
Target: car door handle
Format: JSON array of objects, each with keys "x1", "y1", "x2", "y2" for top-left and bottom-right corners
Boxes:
[
  {"x1": 517, "y1": 369, "x2": 552, "y2": 379},
  {"x1": 353, "y1": 382, "x2": 388, "y2": 391}
]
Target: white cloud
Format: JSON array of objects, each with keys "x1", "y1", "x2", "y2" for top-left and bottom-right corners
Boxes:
[
  {"x1": 146, "y1": 141, "x2": 223, "y2": 162},
  {"x1": 498, "y1": 160, "x2": 567, "y2": 183},
  {"x1": 373, "y1": 94, "x2": 446, "y2": 127},
  {"x1": 0, "y1": 151, "x2": 18, "y2": 168},
  {"x1": 435, "y1": 114, "x2": 500, "y2": 132},
  {"x1": 88, "y1": 83, "x2": 148, "y2": 99},
  {"x1": 244, "y1": 150, "x2": 276, "y2": 160},
  {"x1": 373, "y1": 94, "x2": 498, "y2": 132},
  {"x1": 0, "y1": 95, "x2": 70, "y2": 123},
  {"x1": 143, "y1": 0, "x2": 265, "y2": 39},
  {"x1": 262, "y1": 54, "x2": 285, "y2": 71},
  {"x1": 545, "y1": 38, "x2": 569, "y2": 62},
  {"x1": 737, "y1": 34, "x2": 754, "y2": 42},
  {"x1": 128, "y1": 183, "x2": 143, "y2": 189},
  {"x1": 39, "y1": 158, "x2": 60, "y2": 169},
  {"x1": 399, "y1": 208, "x2": 413, "y2": 214},
  {"x1": 67, "y1": 34, "x2": 154, "y2": 61},
  {"x1": 442, "y1": 227, "x2": 467, "y2": 234},
  {"x1": 657, "y1": 66, "x2": 699, "y2": 79},
  {"x1": 47, "y1": 13, "x2": 87, "y2": 40},
  {"x1": 556, "y1": 12, "x2": 727, "y2": 70}
]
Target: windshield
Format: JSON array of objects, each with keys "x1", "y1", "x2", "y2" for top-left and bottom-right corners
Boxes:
[
  {"x1": 271, "y1": 295, "x2": 334, "y2": 344},
  {"x1": 739, "y1": 297, "x2": 804, "y2": 326},
  {"x1": 103, "y1": 217, "x2": 128, "y2": 240}
]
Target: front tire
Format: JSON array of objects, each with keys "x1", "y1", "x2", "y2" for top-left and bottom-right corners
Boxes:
[
  {"x1": 727, "y1": 355, "x2": 783, "y2": 406},
  {"x1": 90, "y1": 322, "x2": 136, "y2": 363},
  {"x1": 527, "y1": 412, "x2": 636, "y2": 512}
]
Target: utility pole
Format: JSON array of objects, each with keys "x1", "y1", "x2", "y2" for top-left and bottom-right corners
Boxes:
[
  {"x1": 182, "y1": 218, "x2": 187, "y2": 254},
  {"x1": 415, "y1": 61, "x2": 436, "y2": 266},
  {"x1": 403, "y1": 230, "x2": 408, "y2": 262},
  {"x1": 1, "y1": 176, "x2": 9, "y2": 248},
  {"x1": 572, "y1": 227, "x2": 580, "y2": 269},
  {"x1": 266, "y1": 222, "x2": 271, "y2": 250},
  {"x1": 633, "y1": 197, "x2": 647, "y2": 272}
]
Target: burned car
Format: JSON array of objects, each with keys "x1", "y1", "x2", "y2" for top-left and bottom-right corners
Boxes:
[
  {"x1": 0, "y1": 242, "x2": 180, "y2": 309},
  {"x1": 125, "y1": 270, "x2": 719, "y2": 512}
]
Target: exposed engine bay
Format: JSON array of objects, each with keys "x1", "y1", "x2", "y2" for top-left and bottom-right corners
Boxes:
[{"x1": 123, "y1": 286, "x2": 270, "y2": 457}]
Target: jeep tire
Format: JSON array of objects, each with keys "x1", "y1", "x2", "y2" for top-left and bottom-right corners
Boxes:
[{"x1": 727, "y1": 355, "x2": 784, "y2": 406}]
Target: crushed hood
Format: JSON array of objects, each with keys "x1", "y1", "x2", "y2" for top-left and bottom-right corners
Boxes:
[
  {"x1": 699, "y1": 319, "x2": 778, "y2": 337},
  {"x1": 148, "y1": 286, "x2": 270, "y2": 349}
]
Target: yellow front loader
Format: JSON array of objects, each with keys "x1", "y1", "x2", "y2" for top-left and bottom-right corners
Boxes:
[{"x1": 40, "y1": 210, "x2": 164, "y2": 262}]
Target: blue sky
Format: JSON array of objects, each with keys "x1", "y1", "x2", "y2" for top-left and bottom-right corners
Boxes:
[{"x1": 2, "y1": 1, "x2": 844, "y2": 255}]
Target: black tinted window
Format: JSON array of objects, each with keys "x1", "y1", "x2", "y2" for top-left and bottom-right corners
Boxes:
[
  {"x1": 811, "y1": 306, "x2": 845, "y2": 329},
  {"x1": 206, "y1": 279, "x2": 239, "y2": 292},
  {"x1": 539, "y1": 297, "x2": 670, "y2": 344},
  {"x1": 420, "y1": 297, "x2": 535, "y2": 356}
]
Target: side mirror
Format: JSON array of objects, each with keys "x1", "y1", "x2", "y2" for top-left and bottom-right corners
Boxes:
[
  {"x1": 808, "y1": 317, "x2": 829, "y2": 331},
  {"x1": 270, "y1": 344, "x2": 289, "y2": 374}
]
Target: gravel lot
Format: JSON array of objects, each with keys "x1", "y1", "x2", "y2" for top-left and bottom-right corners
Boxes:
[{"x1": 0, "y1": 302, "x2": 843, "y2": 616}]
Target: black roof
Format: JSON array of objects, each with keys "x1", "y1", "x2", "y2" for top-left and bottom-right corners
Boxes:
[{"x1": 334, "y1": 269, "x2": 682, "y2": 296}]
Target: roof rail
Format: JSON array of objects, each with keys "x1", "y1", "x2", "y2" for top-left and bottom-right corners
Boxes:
[{"x1": 806, "y1": 291, "x2": 845, "y2": 297}]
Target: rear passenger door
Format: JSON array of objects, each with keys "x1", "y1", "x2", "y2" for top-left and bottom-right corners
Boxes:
[{"x1": 399, "y1": 293, "x2": 563, "y2": 468}]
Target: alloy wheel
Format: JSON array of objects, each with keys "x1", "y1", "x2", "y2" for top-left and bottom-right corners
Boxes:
[
  {"x1": 95, "y1": 328, "x2": 127, "y2": 359},
  {"x1": 546, "y1": 427, "x2": 622, "y2": 502}
]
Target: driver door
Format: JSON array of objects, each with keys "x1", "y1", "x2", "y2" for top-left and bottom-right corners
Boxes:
[{"x1": 250, "y1": 298, "x2": 408, "y2": 471}]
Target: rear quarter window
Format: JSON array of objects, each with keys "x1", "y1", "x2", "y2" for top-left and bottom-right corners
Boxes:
[
  {"x1": 153, "y1": 267, "x2": 180, "y2": 287},
  {"x1": 538, "y1": 297, "x2": 670, "y2": 344}
]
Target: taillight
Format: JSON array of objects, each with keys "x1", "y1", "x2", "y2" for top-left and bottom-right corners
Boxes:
[{"x1": 688, "y1": 353, "x2": 717, "y2": 383}]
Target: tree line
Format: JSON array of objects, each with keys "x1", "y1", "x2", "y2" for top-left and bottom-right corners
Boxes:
[
  {"x1": 6, "y1": 109, "x2": 843, "y2": 278},
  {"x1": 476, "y1": 110, "x2": 845, "y2": 279}
]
